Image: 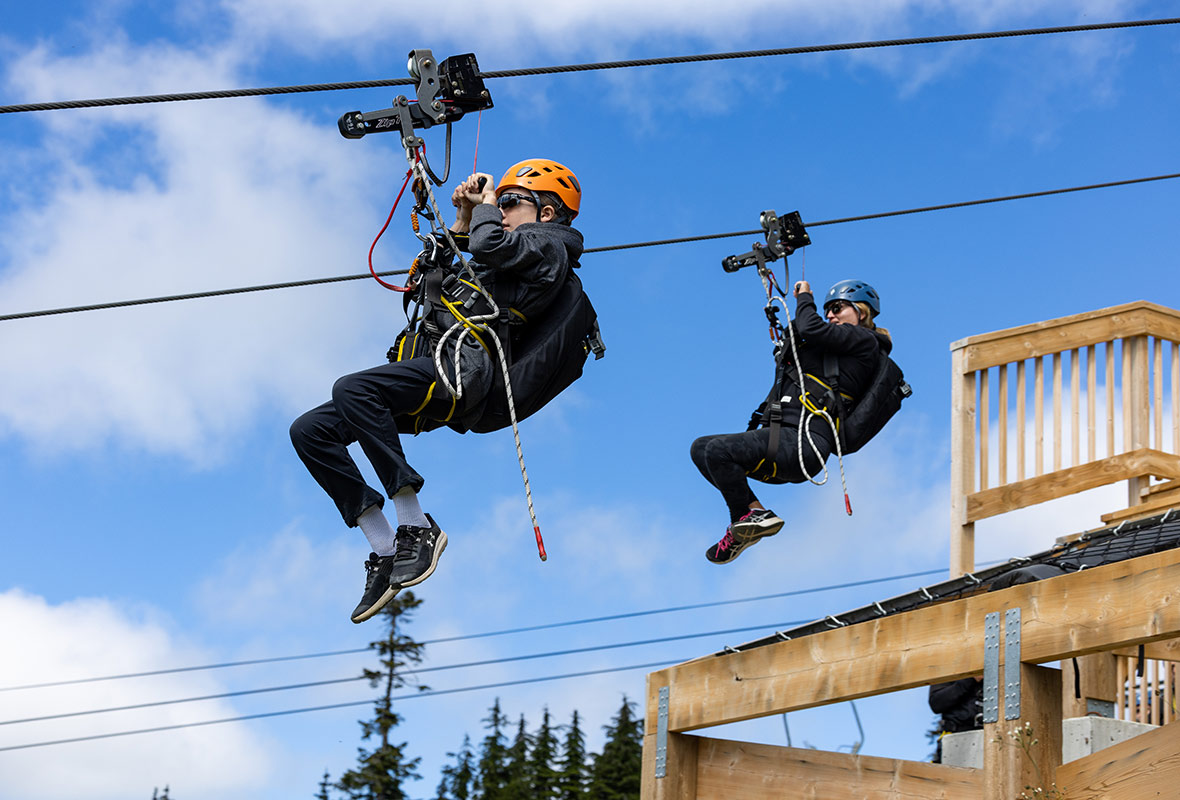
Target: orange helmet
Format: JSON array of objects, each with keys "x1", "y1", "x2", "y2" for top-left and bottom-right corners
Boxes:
[{"x1": 496, "y1": 158, "x2": 581, "y2": 219}]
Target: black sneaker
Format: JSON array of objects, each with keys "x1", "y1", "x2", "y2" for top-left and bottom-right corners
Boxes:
[
  {"x1": 388, "y1": 514, "x2": 448, "y2": 588},
  {"x1": 705, "y1": 525, "x2": 757, "y2": 564},
  {"x1": 731, "y1": 508, "x2": 785, "y2": 542},
  {"x1": 350, "y1": 552, "x2": 400, "y2": 624}
]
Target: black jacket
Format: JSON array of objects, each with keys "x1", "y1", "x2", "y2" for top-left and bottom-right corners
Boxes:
[
  {"x1": 764, "y1": 292, "x2": 891, "y2": 428},
  {"x1": 929, "y1": 678, "x2": 983, "y2": 733}
]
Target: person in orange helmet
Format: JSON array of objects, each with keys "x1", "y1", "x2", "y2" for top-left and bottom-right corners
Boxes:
[{"x1": 290, "y1": 159, "x2": 583, "y2": 623}]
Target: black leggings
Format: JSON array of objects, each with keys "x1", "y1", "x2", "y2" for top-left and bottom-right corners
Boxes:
[{"x1": 690, "y1": 425, "x2": 833, "y2": 522}]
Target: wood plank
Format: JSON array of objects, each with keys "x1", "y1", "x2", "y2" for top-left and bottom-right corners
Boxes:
[
  {"x1": 998, "y1": 364, "x2": 1008, "y2": 485},
  {"x1": 648, "y1": 547, "x2": 1180, "y2": 733},
  {"x1": 1071, "y1": 349, "x2": 1080, "y2": 467},
  {"x1": 1017, "y1": 360, "x2": 1027, "y2": 480},
  {"x1": 1056, "y1": 718, "x2": 1180, "y2": 800},
  {"x1": 693, "y1": 737, "x2": 982, "y2": 800},
  {"x1": 1129, "y1": 336, "x2": 1150, "y2": 506},
  {"x1": 952, "y1": 303, "x2": 1180, "y2": 373},
  {"x1": 1087, "y1": 344, "x2": 1096, "y2": 463},
  {"x1": 966, "y1": 448, "x2": 1180, "y2": 522},
  {"x1": 980, "y1": 368, "x2": 990, "y2": 491},
  {"x1": 1099, "y1": 490, "x2": 1180, "y2": 524},
  {"x1": 1036, "y1": 357, "x2": 1045, "y2": 476},
  {"x1": 1114, "y1": 637, "x2": 1180, "y2": 663},
  {"x1": 1053, "y1": 352, "x2": 1063, "y2": 472},
  {"x1": 1154, "y1": 338, "x2": 1163, "y2": 451},
  {"x1": 1144, "y1": 478, "x2": 1180, "y2": 497},
  {"x1": 984, "y1": 665, "x2": 1061, "y2": 800},
  {"x1": 1106, "y1": 342, "x2": 1116, "y2": 458},
  {"x1": 1173, "y1": 342, "x2": 1179, "y2": 454},
  {"x1": 951, "y1": 350, "x2": 977, "y2": 575},
  {"x1": 642, "y1": 730, "x2": 698, "y2": 800}
]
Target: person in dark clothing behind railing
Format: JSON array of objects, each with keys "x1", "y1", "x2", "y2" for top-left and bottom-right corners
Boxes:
[{"x1": 928, "y1": 677, "x2": 984, "y2": 763}]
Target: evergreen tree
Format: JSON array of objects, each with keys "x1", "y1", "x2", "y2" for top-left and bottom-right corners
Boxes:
[
  {"x1": 151, "y1": 787, "x2": 171, "y2": 800},
  {"x1": 476, "y1": 698, "x2": 511, "y2": 800},
  {"x1": 316, "y1": 770, "x2": 333, "y2": 800},
  {"x1": 529, "y1": 707, "x2": 560, "y2": 799},
  {"x1": 587, "y1": 696, "x2": 643, "y2": 800},
  {"x1": 435, "y1": 734, "x2": 477, "y2": 800},
  {"x1": 556, "y1": 709, "x2": 588, "y2": 800},
  {"x1": 503, "y1": 714, "x2": 534, "y2": 798},
  {"x1": 335, "y1": 591, "x2": 426, "y2": 800}
]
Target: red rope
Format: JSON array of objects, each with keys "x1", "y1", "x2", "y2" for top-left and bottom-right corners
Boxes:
[{"x1": 367, "y1": 167, "x2": 415, "y2": 292}]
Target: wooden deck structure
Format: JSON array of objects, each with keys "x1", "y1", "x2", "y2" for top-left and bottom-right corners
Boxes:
[{"x1": 642, "y1": 302, "x2": 1180, "y2": 800}]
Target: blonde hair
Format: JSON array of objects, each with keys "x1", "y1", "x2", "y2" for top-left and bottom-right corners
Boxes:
[{"x1": 853, "y1": 301, "x2": 890, "y2": 341}]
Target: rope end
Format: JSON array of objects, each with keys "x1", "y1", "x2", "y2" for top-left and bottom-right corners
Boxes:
[
  {"x1": 844, "y1": 494, "x2": 853, "y2": 516},
  {"x1": 534, "y1": 526, "x2": 547, "y2": 561}
]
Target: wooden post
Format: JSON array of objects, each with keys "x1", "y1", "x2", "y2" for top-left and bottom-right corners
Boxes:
[
  {"x1": 951, "y1": 347, "x2": 977, "y2": 577},
  {"x1": 984, "y1": 664, "x2": 1063, "y2": 800},
  {"x1": 641, "y1": 732, "x2": 697, "y2": 800},
  {"x1": 1062, "y1": 653, "x2": 1118, "y2": 719},
  {"x1": 1127, "y1": 336, "x2": 1150, "y2": 506}
]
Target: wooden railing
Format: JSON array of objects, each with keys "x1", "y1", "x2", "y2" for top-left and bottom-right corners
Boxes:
[
  {"x1": 641, "y1": 548, "x2": 1180, "y2": 800},
  {"x1": 950, "y1": 301, "x2": 1180, "y2": 575}
]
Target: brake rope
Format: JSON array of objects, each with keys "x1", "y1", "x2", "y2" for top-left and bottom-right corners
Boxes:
[
  {"x1": 759, "y1": 264, "x2": 853, "y2": 515},
  {"x1": 398, "y1": 142, "x2": 548, "y2": 560}
]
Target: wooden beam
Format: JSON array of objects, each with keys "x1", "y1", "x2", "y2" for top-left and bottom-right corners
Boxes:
[
  {"x1": 1056, "y1": 719, "x2": 1180, "y2": 799},
  {"x1": 1114, "y1": 636, "x2": 1180, "y2": 662},
  {"x1": 641, "y1": 731, "x2": 698, "y2": 800},
  {"x1": 984, "y1": 665, "x2": 1062, "y2": 800},
  {"x1": 692, "y1": 737, "x2": 982, "y2": 800},
  {"x1": 950, "y1": 302, "x2": 1180, "y2": 373},
  {"x1": 951, "y1": 348, "x2": 977, "y2": 576},
  {"x1": 1100, "y1": 491, "x2": 1180, "y2": 523},
  {"x1": 964, "y1": 448, "x2": 1180, "y2": 522},
  {"x1": 647, "y1": 547, "x2": 1180, "y2": 733}
]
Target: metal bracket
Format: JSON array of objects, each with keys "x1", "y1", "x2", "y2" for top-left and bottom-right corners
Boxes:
[
  {"x1": 655, "y1": 686, "x2": 669, "y2": 778},
  {"x1": 983, "y1": 611, "x2": 1000, "y2": 723},
  {"x1": 1004, "y1": 607, "x2": 1022, "y2": 720}
]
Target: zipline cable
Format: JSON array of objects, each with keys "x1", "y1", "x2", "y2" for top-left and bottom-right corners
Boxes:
[
  {"x1": 0, "y1": 658, "x2": 685, "y2": 753},
  {"x1": 2, "y1": 172, "x2": 1176, "y2": 323},
  {"x1": 0, "y1": 563, "x2": 965, "y2": 692},
  {"x1": 1, "y1": 18, "x2": 1177, "y2": 114},
  {"x1": 0, "y1": 619, "x2": 811, "y2": 726}
]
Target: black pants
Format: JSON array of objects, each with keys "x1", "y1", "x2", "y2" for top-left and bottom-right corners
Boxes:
[
  {"x1": 290, "y1": 357, "x2": 457, "y2": 527},
  {"x1": 690, "y1": 425, "x2": 833, "y2": 522}
]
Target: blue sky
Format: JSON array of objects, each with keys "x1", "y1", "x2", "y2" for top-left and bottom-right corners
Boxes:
[{"x1": 2, "y1": 1, "x2": 1179, "y2": 797}]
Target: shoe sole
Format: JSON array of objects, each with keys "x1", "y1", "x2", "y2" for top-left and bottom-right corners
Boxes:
[
  {"x1": 399, "y1": 530, "x2": 448, "y2": 588},
  {"x1": 732, "y1": 518, "x2": 785, "y2": 543},
  {"x1": 350, "y1": 583, "x2": 401, "y2": 624}
]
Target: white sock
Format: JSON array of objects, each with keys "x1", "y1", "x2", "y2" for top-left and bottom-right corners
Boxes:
[
  {"x1": 392, "y1": 486, "x2": 429, "y2": 528},
  {"x1": 357, "y1": 505, "x2": 398, "y2": 556}
]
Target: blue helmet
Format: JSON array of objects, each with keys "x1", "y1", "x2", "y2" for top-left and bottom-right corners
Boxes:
[{"x1": 824, "y1": 279, "x2": 880, "y2": 317}]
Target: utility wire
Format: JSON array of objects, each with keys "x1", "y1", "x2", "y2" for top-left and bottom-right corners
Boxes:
[
  {"x1": 0, "y1": 658, "x2": 683, "y2": 753},
  {"x1": 3, "y1": 172, "x2": 1176, "y2": 323},
  {"x1": 1, "y1": 18, "x2": 1176, "y2": 114},
  {"x1": 0, "y1": 564, "x2": 954, "y2": 692},
  {"x1": 0, "y1": 619, "x2": 808, "y2": 726}
]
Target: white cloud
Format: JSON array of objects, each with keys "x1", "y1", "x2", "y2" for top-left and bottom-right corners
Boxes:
[
  {"x1": 0, "y1": 590, "x2": 273, "y2": 799},
  {"x1": 0, "y1": 41, "x2": 406, "y2": 462}
]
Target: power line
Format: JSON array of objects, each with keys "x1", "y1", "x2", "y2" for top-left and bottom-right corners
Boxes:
[
  {"x1": 3, "y1": 171, "x2": 1177, "y2": 323},
  {"x1": 0, "y1": 658, "x2": 684, "y2": 753},
  {"x1": 1, "y1": 18, "x2": 1176, "y2": 115},
  {"x1": 0, "y1": 564, "x2": 951, "y2": 692},
  {"x1": 0, "y1": 619, "x2": 808, "y2": 726}
]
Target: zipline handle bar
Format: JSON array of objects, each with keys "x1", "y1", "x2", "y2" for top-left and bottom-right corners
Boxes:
[
  {"x1": 722, "y1": 210, "x2": 811, "y2": 272},
  {"x1": 338, "y1": 50, "x2": 493, "y2": 146}
]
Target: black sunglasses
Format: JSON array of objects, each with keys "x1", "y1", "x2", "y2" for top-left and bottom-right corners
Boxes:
[
  {"x1": 825, "y1": 300, "x2": 853, "y2": 315},
  {"x1": 496, "y1": 193, "x2": 536, "y2": 209}
]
